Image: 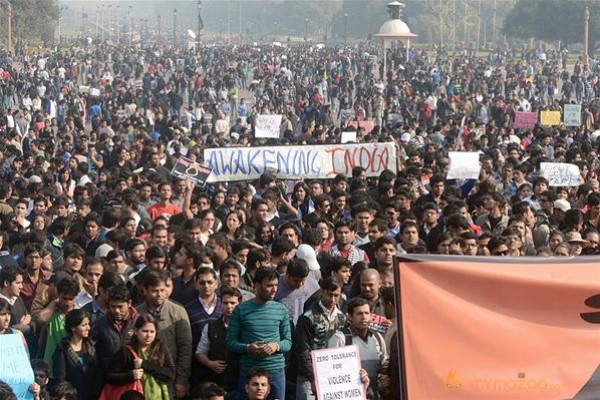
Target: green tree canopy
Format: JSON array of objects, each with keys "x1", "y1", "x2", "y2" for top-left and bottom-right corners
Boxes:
[{"x1": 503, "y1": 0, "x2": 600, "y2": 47}]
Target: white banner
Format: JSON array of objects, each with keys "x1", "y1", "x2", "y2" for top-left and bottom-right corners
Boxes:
[
  {"x1": 447, "y1": 152, "x2": 481, "y2": 180},
  {"x1": 204, "y1": 142, "x2": 397, "y2": 182},
  {"x1": 540, "y1": 162, "x2": 580, "y2": 186},
  {"x1": 255, "y1": 114, "x2": 282, "y2": 138}
]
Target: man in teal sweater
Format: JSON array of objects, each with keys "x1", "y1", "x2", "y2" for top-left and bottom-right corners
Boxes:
[{"x1": 227, "y1": 267, "x2": 292, "y2": 400}]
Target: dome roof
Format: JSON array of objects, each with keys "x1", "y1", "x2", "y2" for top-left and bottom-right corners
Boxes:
[{"x1": 376, "y1": 19, "x2": 416, "y2": 37}]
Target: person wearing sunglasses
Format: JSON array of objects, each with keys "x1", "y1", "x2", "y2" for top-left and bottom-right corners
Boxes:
[{"x1": 487, "y1": 236, "x2": 510, "y2": 257}]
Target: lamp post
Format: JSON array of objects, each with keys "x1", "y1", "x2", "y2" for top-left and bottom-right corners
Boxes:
[
  {"x1": 304, "y1": 17, "x2": 308, "y2": 41},
  {"x1": 158, "y1": 14, "x2": 161, "y2": 44},
  {"x1": 173, "y1": 8, "x2": 177, "y2": 47},
  {"x1": 107, "y1": 4, "x2": 112, "y2": 41},
  {"x1": 128, "y1": 6, "x2": 132, "y2": 46},
  {"x1": 344, "y1": 13, "x2": 348, "y2": 43},
  {"x1": 584, "y1": 5, "x2": 590, "y2": 67},
  {"x1": 197, "y1": 0, "x2": 203, "y2": 40},
  {"x1": 116, "y1": 5, "x2": 120, "y2": 43}
]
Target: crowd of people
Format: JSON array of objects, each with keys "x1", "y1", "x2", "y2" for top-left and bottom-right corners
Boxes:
[{"x1": 0, "y1": 33, "x2": 596, "y2": 400}]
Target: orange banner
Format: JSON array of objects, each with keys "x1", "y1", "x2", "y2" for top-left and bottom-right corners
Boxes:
[{"x1": 396, "y1": 256, "x2": 600, "y2": 399}]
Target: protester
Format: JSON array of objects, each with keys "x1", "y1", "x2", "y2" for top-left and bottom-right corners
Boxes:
[{"x1": 0, "y1": 15, "x2": 598, "y2": 400}]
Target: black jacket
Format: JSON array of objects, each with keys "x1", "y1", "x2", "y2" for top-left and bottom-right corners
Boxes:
[
  {"x1": 52, "y1": 338, "x2": 101, "y2": 400},
  {"x1": 105, "y1": 344, "x2": 175, "y2": 386},
  {"x1": 292, "y1": 302, "x2": 346, "y2": 381},
  {"x1": 90, "y1": 308, "x2": 138, "y2": 377}
]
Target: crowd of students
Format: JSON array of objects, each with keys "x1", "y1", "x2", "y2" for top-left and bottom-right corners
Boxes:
[{"x1": 0, "y1": 32, "x2": 596, "y2": 400}]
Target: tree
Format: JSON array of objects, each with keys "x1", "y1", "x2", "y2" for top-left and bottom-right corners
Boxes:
[
  {"x1": 0, "y1": 0, "x2": 59, "y2": 47},
  {"x1": 503, "y1": 0, "x2": 600, "y2": 47}
]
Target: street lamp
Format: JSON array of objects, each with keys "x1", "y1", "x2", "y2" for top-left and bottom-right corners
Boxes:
[
  {"x1": 304, "y1": 17, "x2": 308, "y2": 41},
  {"x1": 344, "y1": 13, "x2": 348, "y2": 43},
  {"x1": 197, "y1": 0, "x2": 203, "y2": 39},
  {"x1": 158, "y1": 14, "x2": 161, "y2": 43},
  {"x1": 116, "y1": 5, "x2": 120, "y2": 43},
  {"x1": 128, "y1": 5, "x2": 132, "y2": 46},
  {"x1": 173, "y1": 8, "x2": 177, "y2": 47}
]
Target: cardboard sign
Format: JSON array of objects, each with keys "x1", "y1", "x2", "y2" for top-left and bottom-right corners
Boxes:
[
  {"x1": 170, "y1": 156, "x2": 212, "y2": 187},
  {"x1": 204, "y1": 143, "x2": 397, "y2": 182},
  {"x1": 540, "y1": 111, "x2": 561, "y2": 126},
  {"x1": 341, "y1": 131, "x2": 357, "y2": 143},
  {"x1": 0, "y1": 334, "x2": 34, "y2": 400},
  {"x1": 515, "y1": 112, "x2": 538, "y2": 129},
  {"x1": 79, "y1": 85, "x2": 90, "y2": 94},
  {"x1": 370, "y1": 313, "x2": 388, "y2": 334},
  {"x1": 563, "y1": 104, "x2": 582, "y2": 127},
  {"x1": 255, "y1": 114, "x2": 283, "y2": 139},
  {"x1": 540, "y1": 162, "x2": 580, "y2": 186},
  {"x1": 447, "y1": 152, "x2": 481, "y2": 180},
  {"x1": 312, "y1": 345, "x2": 366, "y2": 400},
  {"x1": 89, "y1": 88, "x2": 101, "y2": 97}
]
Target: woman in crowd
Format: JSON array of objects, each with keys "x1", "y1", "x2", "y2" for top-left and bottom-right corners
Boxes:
[
  {"x1": 104, "y1": 314, "x2": 175, "y2": 400},
  {"x1": 52, "y1": 309, "x2": 99, "y2": 399}
]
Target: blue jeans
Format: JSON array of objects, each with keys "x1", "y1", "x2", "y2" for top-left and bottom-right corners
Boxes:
[{"x1": 238, "y1": 368, "x2": 285, "y2": 400}]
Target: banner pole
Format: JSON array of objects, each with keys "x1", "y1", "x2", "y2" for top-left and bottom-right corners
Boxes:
[{"x1": 394, "y1": 257, "x2": 409, "y2": 400}]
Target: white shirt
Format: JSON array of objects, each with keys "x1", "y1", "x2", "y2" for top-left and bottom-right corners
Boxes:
[
  {"x1": 199, "y1": 296, "x2": 217, "y2": 315},
  {"x1": 75, "y1": 290, "x2": 93, "y2": 309}
]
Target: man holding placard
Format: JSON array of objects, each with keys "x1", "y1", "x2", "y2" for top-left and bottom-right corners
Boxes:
[
  {"x1": 293, "y1": 278, "x2": 347, "y2": 400},
  {"x1": 327, "y1": 297, "x2": 388, "y2": 399}
]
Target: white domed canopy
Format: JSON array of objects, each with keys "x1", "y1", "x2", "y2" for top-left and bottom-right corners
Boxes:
[{"x1": 376, "y1": 19, "x2": 416, "y2": 38}]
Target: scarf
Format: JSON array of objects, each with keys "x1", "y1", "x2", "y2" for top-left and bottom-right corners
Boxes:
[{"x1": 136, "y1": 346, "x2": 169, "y2": 400}]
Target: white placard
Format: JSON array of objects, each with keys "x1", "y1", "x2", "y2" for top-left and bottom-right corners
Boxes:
[
  {"x1": 89, "y1": 88, "x2": 100, "y2": 97},
  {"x1": 311, "y1": 345, "x2": 366, "y2": 400},
  {"x1": 79, "y1": 85, "x2": 90, "y2": 94},
  {"x1": 341, "y1": 131, "x2": 357, "y2": 143},
  {"x1": 447, "y1": 152, "x2": 481, "y2": 180},
  {"x1": 540, "y1": 162, "x2": 580, "y2": 186},
  {"x1": 255, "y1": 114, "x2": 283, "y2": 139}
]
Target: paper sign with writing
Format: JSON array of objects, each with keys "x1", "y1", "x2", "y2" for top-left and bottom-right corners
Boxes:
[
  {"x1": 540, "y1": 111, "x2": 561, "y2": 126},
  {"x1": 79, "y1": 85, "x2": 90, "y2": 94},
  {"x1": 255, "y1": 114, "x2": 283, "y2": 139},
  {"x1": 89, "y1": 88, "x2": 101, "y2": 97},
  {"x1": 312, "y1": 345, "x2": 366, "y2": 400},
  {"x1": 170, "y1": 156, "x2": 212, "y2": 187},
  {"x1": 540, "y1": 162, "x2": 580, "y2": 186},
  {"x1": 447, "y1": 152, "x2": 481, "y2": 180},
  {"x1": 204, "y1": 143, "x2": 397, "y2": 182},
  {"x1": 341, "y1": 131, "x2": 357, "y2": 144},
  {"x1": 515, "y1": 112, "x2": 538, "y2": 129},
  {"x1": 563, "y1": 104, "x2": 582, "y2": 126},
  {"x1": 0, "y1": 334, "x2": 34, "y2": 400}
]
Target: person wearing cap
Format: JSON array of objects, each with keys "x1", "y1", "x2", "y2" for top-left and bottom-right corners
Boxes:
[
  {"x1": 564, "y1": 232, "x2": 590, "y2": 256},
  {"x1": 553, "y1": 199, "x2": 571, "y2": 226},
  {"x1": 296, "y1": 244, "x2": 321, "y2": 282}
]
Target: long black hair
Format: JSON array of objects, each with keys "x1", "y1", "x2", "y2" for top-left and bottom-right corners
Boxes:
[{"x1": 131, "y1": 313, "x2": 166, "y2": 365}]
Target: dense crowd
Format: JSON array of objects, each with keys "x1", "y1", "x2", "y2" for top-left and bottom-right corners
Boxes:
[{"x1": 0, "y1": 36, "x2": 596, "y2": 400}]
